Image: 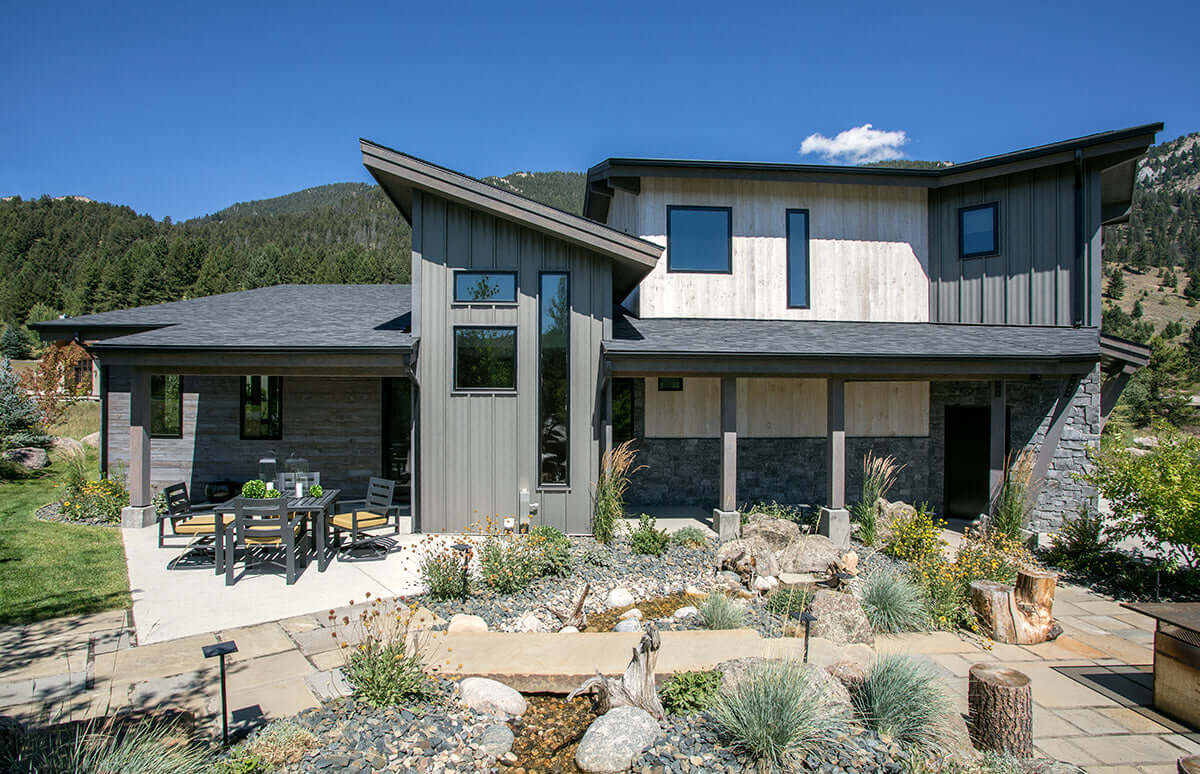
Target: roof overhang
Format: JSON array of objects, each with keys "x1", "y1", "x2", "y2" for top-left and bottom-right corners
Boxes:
[
  {"x1": 86, "y1": 345, "x2": 412, "y2": 376},
  {"x1": 361, "y1": 140, "x2": 663, "y2": 298},
  {"x1": 1099, "y1": 333, "x2": 1151, "y2": 374}
]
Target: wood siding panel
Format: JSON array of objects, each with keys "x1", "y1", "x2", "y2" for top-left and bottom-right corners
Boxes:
[
  {"x1": 736, "y1": 378, "x2": 826, "y2": 437},
  {"x1": 644, "y1": 377, "x2": 721, "y2": 438},
  {"x1": 846, "y1": 381, "x2": 930, "y2": 437}
]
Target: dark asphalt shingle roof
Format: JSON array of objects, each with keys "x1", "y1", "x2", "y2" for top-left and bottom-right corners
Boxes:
[
  {"x1": 606, "y1": 314, "x2": 1100, "y2": 360},
  {"x1": 34, "y1": 285, "x2": 413, "y2": 350}
]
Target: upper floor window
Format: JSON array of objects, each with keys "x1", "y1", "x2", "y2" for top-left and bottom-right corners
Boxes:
[
  {"x1": 667, "y1": 206, "x2": 732, "y2": 273},
  {"x1": 150, "y1": 374, "x2": 182, "y2": 438},
  {"x1": 241, "y1": 375, "x2": 282, "y2": 440},
  {"x1": 453, "y1": 271, "x2": 517, "y2": 303},
  {"x1": 959, "y1": 202, "x2": 999, "y2": 259},
  {"x1": 786, "y1": 209, "x2": 810, "y2": 308},
  {"x1": 454, "y1": 327, "x2": 517, "y2": 391}
]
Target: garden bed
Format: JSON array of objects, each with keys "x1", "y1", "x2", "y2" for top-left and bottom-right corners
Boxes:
[{"x1": 34, "y1": 501, "x2": 120, "y2": 527}]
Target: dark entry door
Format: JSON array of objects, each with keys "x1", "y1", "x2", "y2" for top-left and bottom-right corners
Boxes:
[
  {"x1": 944, "y1": 406, "x2": 990, "y2": 518},
  {"x1": 382, "y1": 378, "x2": 412, "y2": 498}
]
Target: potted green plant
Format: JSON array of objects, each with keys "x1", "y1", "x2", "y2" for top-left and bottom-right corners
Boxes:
[{"x1": 241, "y1": 479, "x2": 280, "y2": 499}]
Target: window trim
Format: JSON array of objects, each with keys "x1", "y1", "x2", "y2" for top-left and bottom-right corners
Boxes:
[
  {"x1": 239, "y1": 375, "x2": 283, "y2": 441},
  {"x1": 657, "y1": 377, "x2": 683, "y2": 392},
  {"x1": 149, "y1": 374, "x2": 183, "y2": 439},
  {"x1": 958, "y1": 202, "x2": 1000, "y2": 260},
  {"x1": 785, "y1": 208, "x2": 811, "y2": 309},
  {"x1": 452, "y1": 325, "x2": 519, "y2": 393},
  {"x1": 451, "y1": 270, "x2": 519, "y2": 305},
  {"x1": 666, "y1": 205, "x2": 733, "y2": 274},
  {"x1": 537, "y1": 271, "x2": 570, "y2": 489}
]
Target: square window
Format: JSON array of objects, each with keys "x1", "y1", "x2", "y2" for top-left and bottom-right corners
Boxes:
[
  {"x1": 241, "y1": 375, "x2": 282, "y2": 440},
  {"x1": 453, "y1": 271, "x2": 517, "y2": 303},
  {"x1": 667, "y1": 206, "x2": 732, "y2": 273},
  {"x1": 657, "y1": 377, "x2": 683, "y2": 392},
  {"x1": 454, "y1": 327, "x2": 517, "y2": 391},
  {"x1": 150, "y1": 374, "x2": 182, "y2": 438},
  {"x1": 960, "y1": 203, "x2": 999, "y2": 259}
]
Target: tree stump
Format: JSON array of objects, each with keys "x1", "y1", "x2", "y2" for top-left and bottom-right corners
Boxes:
[
  {"x1": 967, "y1": 664, "x2": 1032, "y2": 757},
  {"x1": 969, "y1": 567, "x2": 1061, "y2": 644}
]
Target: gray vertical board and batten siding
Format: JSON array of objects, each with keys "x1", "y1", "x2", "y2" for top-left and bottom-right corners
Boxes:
[
  {"x1": 413, "y1": 191, "x2": 611, "y2": 534},
  {"x1": 928, "y1": 163, "x2": 1103, "y2": 327}
]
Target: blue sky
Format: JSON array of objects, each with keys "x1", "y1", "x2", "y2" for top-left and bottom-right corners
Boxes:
[{"x1": 3, "y1": 0, "x2": 1196, "y2": 221}]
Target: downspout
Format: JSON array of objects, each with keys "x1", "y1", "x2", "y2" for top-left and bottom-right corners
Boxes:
[{"x1": 1073, "y1": 150, "x2": 1086, "y2": 327}]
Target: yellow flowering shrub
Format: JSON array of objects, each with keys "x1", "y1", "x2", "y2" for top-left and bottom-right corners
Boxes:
[
  {"x1": 59, "y1": 476, "x2": 128, "y2": 523},
  {"x1": 332, "y1": 593, "x2": 437, "y2": 706},
  {"x1": 884, "y1": 504, "x2": 946, "y2": 563}
]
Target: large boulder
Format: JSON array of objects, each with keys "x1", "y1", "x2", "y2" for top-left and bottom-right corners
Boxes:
[
  {"x1": 605, "y1": 587, "x2": 635, "y2": 608},
  {"x1": 50, "y1": 436, "x2": 83, "y2": 455},
  {"x1": 777, "y1": 535, "x2": 840, "y2": 574},
  {"x1": 2, "y1": 447, "x2": 48, "y2": 469},
  {"x1": 81, "y1": 431, "x2": 101, "y2": 449},
  {"x1": 877, "y1": 499, "x2": 916, "y2": 542},
  {"x1": 575, "y1": 706, "x2": 661, "y2": 773},
  {"x1": 714, "y1": 657, "x2": 851, "y2": 712},
  {"x1": 808, "y1": 589, "x2": 874, "y2": 646},
  {"x1": 714, "y1": 536, "x2": 779, "y2": 578},
  {"x1": 458, "y1": 677, "x2": 527, "y2": 718},
  {"x1": 447, "y1": 614, "x2": 489, "y2": 633},
  {"x1": 742, "y1": 515, "x2": 800, "y2": 553}
]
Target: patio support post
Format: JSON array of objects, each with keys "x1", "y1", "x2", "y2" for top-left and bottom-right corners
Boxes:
[
  {"x1": 121, "y1": 368, "x2": 157, "y2": 528},
  {"x1": 601, "y1": 376, "x2": 613, "y2": 462},
  {"x1": 818, "y1": 377, "x2": 851, "y2": 550},
  {"x1": 989, "y1": 379, "x2": 1007, "y2": 511},
  {"x1": 713, "y1": 375, "x2": 739, "y2": 541}
]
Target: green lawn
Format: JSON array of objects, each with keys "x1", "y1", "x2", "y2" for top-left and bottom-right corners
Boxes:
[
  {"x1": 0, "y1": 449, "x2": 130, "y2": 624},
  {"x1": 48, "y1": 401, "x2": 100, "y2": 440}
]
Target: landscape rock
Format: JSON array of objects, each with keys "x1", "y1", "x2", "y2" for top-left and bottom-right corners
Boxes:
[
  {"x1": 575, "y1": 706, "x2": 661, "y2": 773},
  {"x1": 613, "y1": 618, "x2": 642, "y2": 633},
  {"x1": 777, "y1": 572, "x2": 822, "y2": 590},
  {"x1": 877, "y1": 499, "x2": 916, "y2": 541},
  {"x1": 826, "y1": 659, "x2": 868, "y2": 692},
  {"x1": 605, "y1": 587, "x2": 635, "y2": 608},
  {"x1": 447, "y1": 614, "x2": 489, "y2": 633},
  {"x1": 808, "y1": 589, "x2": 875, "y2": 645},
  {"x1": 777, "y1": 534, "x2": 840, "y2": 574},
  {"x1": 458, "y1": 677, "x2": 527, "y2": 718},
  {"x1": 81, "y1": 431, "x2": 101, "y2": 449},
  {"x1": 839, "y1": 550, "x2": 860, "y2": 575},
  {"x1": 618, "y1": 608, "x2": 643, "y2": 620},
  {"x1": 714, "y1": 536, "x2": 780, "y2": 578},
  {"x1": 672, "y1": 606, "x2": 698, "y2": 619},
  {"x1": 515, "y1": 613, "x2": 547, "y2": 632},
  {"x1": 476, "y1": 723, "x2": 515, "y2": 756},
  {"x1": 714, "y1": 657, "x2": 852, "y2": 711},
  {"x1": 2, "y1": 447, "x2": 48, "y2": 469},
  {"x1": 559, "y1": 625, "x2": 579, "y2": 633},
  {"x1": 742, "y1": 515, "x2": 800, "y2": 553},
  {"x1": 752, "y1": 575, "x2": 779, "y2": 593},
  {"x1": 50, "y1": 436, "x2": 83, "y2": 455}
]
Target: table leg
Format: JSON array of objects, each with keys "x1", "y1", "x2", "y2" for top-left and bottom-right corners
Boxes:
[
  {"x1": 214, "y1": 515, "x2": 226, "y2": 576},
  {"x1": 317, "y1": 505, "x2": 329, "y2": 572}
]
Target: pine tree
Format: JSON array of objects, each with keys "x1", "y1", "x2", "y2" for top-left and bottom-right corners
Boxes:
[
  {"x1": 0, "y1": 327, "x2": 32, "y2": 360},
  {"x1": 1107, "y1": 269, "x2": 1126, "y2": 300},
  {"x1": 0, "y1": 358, "x2": 43, "y2": 447}
]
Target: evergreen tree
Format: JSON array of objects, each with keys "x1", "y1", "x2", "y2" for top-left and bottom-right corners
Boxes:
[
  {"x1": 1107, "y1": 268, "x2": 1126, "y2": 300},
  {"x1": 0, "y1": 358, "x2": 43, "y2": 448},
  {"x1": 1132, "y1": 300, "x2": 1144, "y2": 319},
  {"x1": 0, "y1": 327, "x2": 32, "y2": 360},
  {"x1": 1119, "y1": 337, "x2": 1199, "y2": 427}
]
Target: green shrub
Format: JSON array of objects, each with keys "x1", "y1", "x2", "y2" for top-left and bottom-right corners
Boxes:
[
  {"x1": 698, "y1": 592, "x2": 746, "y2": 630},
  {"x1": 479, "y1": 535, "x2": 537, "y2": 593},
  {"x1": 660, "y1": 670, "x2": 721, "y2": 715},
  {"x1": 0, "y1": 357, "x2": 44, "y2": 451},
  {"x1": 630, "y1": 514, "x2": 669, "y2": 556},
  {"x1": 528, "y1": 524, "x2": 572, "y2": 577},
  {"x1": 593, "y1": 440, "x2": 641, "y2": 544},
  {"x1": 765, "y1": 587, "x2": 811, "y2": 620},
  {"x1": 215, "y1": 719, "x2": 317, "y2": 773},
  {"x1": 858, "y1": 569, "x2": 928, "y2": 633},
  {"x1": 0, "y1": 718, "x2": 212, "y2": 774},
  {"x1": 850, "y1": 655, "x2": 955, "y2": 755},
  {"x1": 711, "y1": 659, "x2": 847, "y2": 770},
  {"x1": 419, "y1": 545, "x2": 468, "y2": 600},
  {"x1": 580, "y1": 545, "x2": 613, "y2": 567},
  {"x1": 240, "y1": 479, "x2": 267, "y2": 499},
  {"x1": 58, "y1": 449, "x2": 128, "y2": 523},
  {"x1": 336, "y1": 596, "x2": 436, "y2": 707},
  {"x1": 1044, "y1": 509, "x2": 1111, "y2": 573},
  {"x1": 671, "y1": 526, "x2": 711, "y2": 548},
  {"x1": 884, "y1": 503, "x2": 946, "y2": 563}
]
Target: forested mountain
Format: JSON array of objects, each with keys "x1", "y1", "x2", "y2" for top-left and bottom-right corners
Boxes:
[{"x1": 0, "y1": 172, "x2": 583, "y2": 324}]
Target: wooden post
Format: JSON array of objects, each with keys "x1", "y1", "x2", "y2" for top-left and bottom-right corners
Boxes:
[
  {"x1": 968, "y1": 664, "x2": 1032, "y2": 757},
  {"x1": 826, "y1": 377, "x2": 846, "y2": 510},
  {"x1": 128, "y1": 369, "x2": 151, "y2": 508},
  {"x1": 720, "y1": 376, "x2": 737, "y2": 513},
  {"x1": 601, "y1": 377, "x2": 613, "y2": 462},
  {"x1": 989, "y1": 379, "x2": 1006, "y2": 508}
]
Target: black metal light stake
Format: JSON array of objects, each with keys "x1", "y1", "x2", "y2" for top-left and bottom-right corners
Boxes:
[
  {"x1": 202, "y1": 640, "x2": 238, "y2": 746},
  {"x1": 452, "y1": 543, "x2": 472, "y2": 603},
  {"x1": 800, "y1": 611, "x2": 817, "y2": 663}
]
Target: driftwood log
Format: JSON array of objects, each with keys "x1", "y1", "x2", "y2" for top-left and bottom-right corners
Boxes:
[
  {"x1": 567, "y1": 627, "x2": 664, "y2": 719},
  {"x1": 969, "y1": 567, "x2": 1062, "y2": 645},
  {"x1": 549, "y1": 583, "x2": 590, "y2": 631},
  {"x1": 1179, "y1": 755, "x2": 1200, "y2": 774},
  {"x1": 967, "y1": 664, "x2": 1033, "y2": 757}
]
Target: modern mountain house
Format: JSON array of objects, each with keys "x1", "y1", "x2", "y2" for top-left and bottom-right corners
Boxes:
[{"x1": 33, "y1": 123, "x2": 1161, "y2": 536}]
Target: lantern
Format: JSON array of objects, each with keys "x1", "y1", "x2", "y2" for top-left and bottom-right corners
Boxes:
[
  {"x1": 285, "y1": 452, "x2": 309, "y2": 498},
  {"x1": 257, "y1": 451, "x2": 277, "y2": 488}
]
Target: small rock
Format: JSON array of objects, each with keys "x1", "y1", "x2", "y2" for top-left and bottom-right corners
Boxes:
[
  {"x1": 458, "y1": 677, "x2": 527, "y2": 718},
  {"x1": 752, "y1": 575, "x2": 779, "y2": 593},
  {"x1": 826, "y1": 660, "x2": 868, "y2": 692},
  {"x1": 50, "y1": 436, "x2": 84, "y2": 455},
  {"x1": 2, "y1": 447, "x2": 48, "y2": 469},
  {"x1": 447, "y1": 614, "x2": 489, "y2": 633},
  {"x1": 477, "y1": 723, "x2": 515, "y2": 756},
  {"x1": 559, "y1": 626, "x2": 580, "y2": 633},
  {"x1": 613, "y1": 618, "x2": 642, "y2": 633},
  {"x1": 81, "y1": 431, "x2": 101, "y2": 449},
  {"x1": 619, "y1": 608, "x2": 643, "y2": 620},
  {"x1": 685, "y1": 585, "x2": 704, "y2": 596},
  {"x1": 515, "y1": 613, "x2": 547, "y2": 632},
  {"x1": 808, "y1": 589, "x2": 874, "y2": 646},
  {"x1": 606, "y1": 587, "x2": 635, "y2": 608},
  {"x1": 673, "y1": 606, "x2": 698, "y2": 619},
  {"x1": 575, "y1": 707, "x2": 661, "y2": 773}
]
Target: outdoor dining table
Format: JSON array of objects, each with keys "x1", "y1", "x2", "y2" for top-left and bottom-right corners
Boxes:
[{"x1": 211, "y1": 489, "x2": 342, "y2": 575}]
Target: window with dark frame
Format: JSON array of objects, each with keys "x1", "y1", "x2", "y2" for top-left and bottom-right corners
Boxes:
[
  {"x1": 658, "y1": 377, "x2": 683, "y2": 392},
  {"x1": 786, "y1": 209, "x2": 810, "y2": 308},
  {"x1": 241, "y1": 375, "x2": 282, "y2": 440},
  {"x1": 453, "y1": 271, "x2": 518, "y2": 303},
  {"x1": 612, "y1": 378, "x2": 637, "y2": 443},
  {"x1": 667, "y1": 206, "x2": 732, "y2": 273},
  {"x1": 538, "y1": 273, "x2": 569, "y2": 487},
  {"x1": 150, "y1": 374, "x2": 182, "y2": 438},
  {"x1": 454, "y1": 327, "x2": 517, "y2": 391},
  {"x1": 959, "y1": 202, "x2": 1000, "y2": 259}
]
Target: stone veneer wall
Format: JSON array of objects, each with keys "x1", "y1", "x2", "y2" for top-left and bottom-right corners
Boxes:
[{"x1": 624, "y1": 370, "x2": 1100, "y2": 531}]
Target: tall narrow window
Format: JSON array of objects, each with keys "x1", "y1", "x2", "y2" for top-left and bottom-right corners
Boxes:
[
  {"x1": 150, "y1": 374, "x2": 182, "y2": 438},
  {"x1": 241, "y1": 375, "x2": 283, "y2": 440},
  {"x1": 539, "y1": 273, "x2": 569, "y2": 486},
  {"x1": 786, "y1": 209, "x2": 810, "y2": 308}
]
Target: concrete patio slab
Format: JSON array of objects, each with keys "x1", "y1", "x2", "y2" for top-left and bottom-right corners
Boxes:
[{"x1": 1087, "y1": 734, "x2": 1191, "y2": 765}]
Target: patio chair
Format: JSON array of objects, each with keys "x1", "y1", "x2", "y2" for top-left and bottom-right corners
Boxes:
[
  {"x1": 331, "y1": 477, "x2": 400, "y2": 560},
  {"x1": 156, "y1": 482, "x2": 220, "y2": 548},
  {"x1": 225, "y1": 497, "x2": 309, "y2": 585}
]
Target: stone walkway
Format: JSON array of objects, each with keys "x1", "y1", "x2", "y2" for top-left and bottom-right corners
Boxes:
[{"x1": 0, "y1": 582, "x2": 1195, "y2": 772}]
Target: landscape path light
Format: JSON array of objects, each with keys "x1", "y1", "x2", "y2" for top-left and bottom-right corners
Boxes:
[
  {"x1": 202, "y1": 640, "x2": 238, "y2": 746},
  {"x1": 452, "y1": 543, "x2": 472, "y2": 602},
  {"x1": 800, "y1": 610, "x2": 817, "y2": 663}
]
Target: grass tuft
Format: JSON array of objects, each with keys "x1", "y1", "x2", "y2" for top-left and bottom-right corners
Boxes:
[
  {"x1": 671, "y1": 526, "x2": 711, "y2": 548},
  {"x1": 698, "y1": 592, "x2": 747, "y2": 630},
  {"x1": 857, "y1": 568, "x2": 929, "y2": 633},
  {"x1": 851, "y1": 654, "x2": 954, "y2": 754},
  {"x1": 1, "y1": 718, "x2": 212, "y2": 774}
]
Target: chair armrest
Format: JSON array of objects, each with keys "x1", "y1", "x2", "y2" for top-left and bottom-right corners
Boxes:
[{"x1": 335, "y1": 498, "x2": 368, "y2": 511}]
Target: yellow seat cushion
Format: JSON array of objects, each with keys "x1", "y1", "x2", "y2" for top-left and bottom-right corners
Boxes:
[
  {"x1": 173, "y1": 514, "x2": 216, "y2": 535},
  {"x1": 243, "y1": 521, "x2": 303, "y2": 545},
  {"x1": 331, "y1": 512, "x2": 388, "y2": 530}
]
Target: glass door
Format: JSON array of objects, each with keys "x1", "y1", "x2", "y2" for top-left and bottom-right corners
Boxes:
[{"x1": 382, "y1": 378, "x2": 412, "y2": 498}]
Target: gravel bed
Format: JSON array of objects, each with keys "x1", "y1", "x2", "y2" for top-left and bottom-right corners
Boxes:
[{"x1": 33, "y1": 501, "x2": 119, "y2": 527}]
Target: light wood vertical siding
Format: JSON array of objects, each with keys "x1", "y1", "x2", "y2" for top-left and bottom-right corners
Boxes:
[
  {"x1": 928, "y1": 163, "x2": 1103, "y2": 327},
  {"x1": 413, "y1": 192, "x2": 611, "y2": 534}
]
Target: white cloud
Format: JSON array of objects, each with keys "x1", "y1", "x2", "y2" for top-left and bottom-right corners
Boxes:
[{"x1": 799, "y1": 124, "x2": 909, "y2": 164}]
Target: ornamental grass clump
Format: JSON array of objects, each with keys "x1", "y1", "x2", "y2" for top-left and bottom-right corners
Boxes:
[
  {"x1": 857, "y1": 568, "x2": 929, "y2": 633},
  {"x1": 334, "y1": 593, "x2": 437, "y2": 707},
  {"x1": 593, "y1": 440, "x2": 642, "y2": 544},
  {"x1": 698, "y1": 592, "x2": 746, "y2": 630},
  {"x1": 1, "y1": 717, "x2": 212, "y2": 774},
  {"x1": 765, "y1": 587, "x2": 811, "y2": 620},
  {"x1": 989, "y1": 450, "x2": 1035, "y2": 541},
  {"x1": 711, "y1": 659, "x2": 847, "y2": 771},
  {"x1": 850, "y1": 654, "x2": 955, "y2": 755},
  {"x1": 853, "y1": 452, "x2": 905, "y2": 547}
]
